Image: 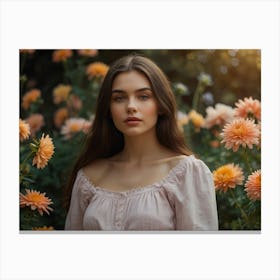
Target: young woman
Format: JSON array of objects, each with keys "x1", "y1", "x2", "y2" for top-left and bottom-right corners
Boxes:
[{"x1": 64, "y1": 54, "x2": 218, "y2": 231}]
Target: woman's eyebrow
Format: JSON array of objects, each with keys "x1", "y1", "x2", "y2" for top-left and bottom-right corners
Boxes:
[{"x1": 112, "y1": 87, "x2": 152, "y2": 94}]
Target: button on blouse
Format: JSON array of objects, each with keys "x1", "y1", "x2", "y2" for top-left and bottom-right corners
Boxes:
[{"x1": 64, "y1": 155, "x2": 219, "y2": 231}]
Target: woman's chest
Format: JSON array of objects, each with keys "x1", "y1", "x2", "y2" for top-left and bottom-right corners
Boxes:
[
  {"x1": 94, "y1": 164, "x2": 172, "y2": 192},
  {"x1": 82, "y1": 190, "x2": 175, "y2": 230}
]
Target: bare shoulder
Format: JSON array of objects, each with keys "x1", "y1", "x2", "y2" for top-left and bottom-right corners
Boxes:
[
  {"x1": 163, "y1": 154, "x2": 190, "y2": 169},
  {"x1": 82, "y1": 158, "x2": 112, "y2": 182}
]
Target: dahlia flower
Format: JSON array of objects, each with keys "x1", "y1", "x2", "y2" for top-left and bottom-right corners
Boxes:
[
  {"x1": 234, "y1": 97, "x2": 261, "y2": 121},
  {"x1": 77, "y1": 49, "x2": 98, "y2": 57},
  {"x1": 25, "y1": 114, "x2": 45, "y2": 137},
  {"x1": 204, "y1": 103, "x2": 235, "y2": 129},
  {"x1": 244, "y1": 170, "x2": 261, "y2": 201},
  {"x1": 86, "y1": 62, "x2": 109, "y2": 79},
  {"x1": 53, "y1": 84, "x2": 72, "y2": 104},
  {"x1": 213, "y1": 163, "x2": 244, "y2": 192},
  {"x1": 188, "y1": 110, "x2": 205, "y2": 131},
  {"x1": 52, "y1": 49, "x2": 73, "y2": 62},
  {"x1": 32, "y1": 226, "x2": 54, "y2": 230},
  {"x1": 220, "y1": 118, "x2": 260, "y2": 152},
  {"x1": 20, "y1": 49, "x2": 35, "y2": 54},
  {"x1": 61, "y1": 118, "x2": 91, "y2": 139},
  {"x1": 32, "y1": 134, "x2": 55, "y2": 169},
  {"x1": 19, "y1": 119, "x2": 31, "y2": 142},
  {"x1": 67, "y1": 94, "x2": 83, "y2": 111},
  {"x1": 21, "y1": 89, "x2": 41, "y2": 110},
  {"x1": 20, "y1": 189, "x2": 53, "y2": 216},
  {"x1": 54, "y1": 107, "x2": 69, "y2": 128},
  {"x1": 209, "y1": 140, "x2": 220, "y2": 148}
]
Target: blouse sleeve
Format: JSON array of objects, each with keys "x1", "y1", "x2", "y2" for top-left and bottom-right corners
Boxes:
[
  {"x1": 64, "y1": 171, "x2": 91, "y2": 230},
  {"x1": 170, "y1": 157, "x2": 219, "y2": 230}
]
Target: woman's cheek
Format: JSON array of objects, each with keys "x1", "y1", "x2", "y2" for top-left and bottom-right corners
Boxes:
[{"x1": 143, "y1": 102, "x2": 158, "y2": 117}]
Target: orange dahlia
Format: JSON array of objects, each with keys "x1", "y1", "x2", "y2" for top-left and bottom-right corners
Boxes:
[
  {"x1": 234, "y1": 97, "x2": 261, "y2": 121},
  {"x1": 210, "y1": 140, "x2": 220, "y2": 148},
  {"x1": 52, "y1": 49, "x2": 73, "y2": 62},
  {"x1": 22, "y1": 89, "x2": 41, "y2": 110},
  {"x1": 53, "y1": 84, "x2": 72, "y2": 104},
  {"x1": 54, "y1": 107, "x2": 69, "y2": 128},
  {"x1": 32, "y1": 226, "x2": 54, "y2": 230},
  {"x1": 86, "y1": 62, "x2": 109, "y2": 79},
  {"x1": 19, "y1": 118, "x2": 31, "y2": 141},
  {"x1": 244, "y1": 170, "x2": 261, "y2": 201},
  {"x1": 77, "y1": 49, "x2": 98, "y2": 57},
  {"x1": 220, "y1": 118, "x2": 260, "y2": 152},
  {"x1": 213, "y1": 163, "x2": 244, "y2": 192},
  {"x1": 188, "y1": 110, "x2": 205, "y2": 131},
  {"x1": 20, "y1": 189, "x2": 53, "y2": 216},
  {"x1": 32, "y1": 134, "x2": 55, "y2": 169},
  {"x1": 20, "y1": 49, "x2": 35, "y2": 54}
]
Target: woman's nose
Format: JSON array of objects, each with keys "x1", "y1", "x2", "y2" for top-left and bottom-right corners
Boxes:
[{"x1": 127, "y1": 98, "x2": 137, "y2": 113}]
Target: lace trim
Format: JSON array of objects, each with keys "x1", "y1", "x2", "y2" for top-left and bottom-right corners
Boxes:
[{"x1": 78, "y1": 155, "x2": 194, "y2": 197}]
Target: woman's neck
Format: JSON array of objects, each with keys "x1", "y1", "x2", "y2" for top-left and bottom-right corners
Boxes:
[{"x1": 119, "y1": 131, "x2": 170, "y2": 164}]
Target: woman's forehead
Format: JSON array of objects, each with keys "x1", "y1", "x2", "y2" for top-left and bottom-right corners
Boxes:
[{"x1": 112, "y1": 70, "x2": 151, "y2": 90}]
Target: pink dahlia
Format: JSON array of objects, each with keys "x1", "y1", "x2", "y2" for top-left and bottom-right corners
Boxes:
[
  {"x1": 220, "y1": 118, "x2": 260, "y2": 152},
  {"x1": 234, "y1": 97, "x2": 261, "y2": 121},
  {"x1": 244, "y1": 170, "x2": 261, "y2": 201}
]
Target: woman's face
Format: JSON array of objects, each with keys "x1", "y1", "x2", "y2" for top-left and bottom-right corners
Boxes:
[{"x1": 110, "y1": 70, "x2": 159, "y2": 137}]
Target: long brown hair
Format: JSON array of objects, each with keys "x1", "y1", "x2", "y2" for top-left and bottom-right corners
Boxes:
[{"x1": 64, "y1": 54, "x2": 192, "y2": 210}]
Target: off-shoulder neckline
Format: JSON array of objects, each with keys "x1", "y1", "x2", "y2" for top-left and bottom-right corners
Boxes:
[{"x1": 79, "y1": 155, "x2": 194, "y2": 197}]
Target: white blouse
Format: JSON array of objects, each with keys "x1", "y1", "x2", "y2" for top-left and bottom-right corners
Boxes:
[{"x1": 64, "y1": 155, "x2": 218, "y2": 231}]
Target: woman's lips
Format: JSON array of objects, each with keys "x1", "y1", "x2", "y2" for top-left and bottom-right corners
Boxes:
[
  {"x1": 124, "y1": 117, "x2": 142, "y2": 125},
  {"x1": 125, "y1": 117, "x2": 141, "y2": 121}
]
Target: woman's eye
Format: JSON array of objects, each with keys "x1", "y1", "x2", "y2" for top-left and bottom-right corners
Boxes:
[
  {"x1": 113, "y1": 96, "x2": 125, "y2": 102},
  {"x1": 139, "y1": 95, "x2": 150, "y2": 100}
]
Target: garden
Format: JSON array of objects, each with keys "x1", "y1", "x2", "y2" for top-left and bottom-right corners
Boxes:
[{"x1": 19, "y1": 49, "x2": 261, "y2": 230}]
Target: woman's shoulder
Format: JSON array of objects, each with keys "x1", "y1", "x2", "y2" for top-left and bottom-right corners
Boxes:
[
  {"x1": 165, "y1": 154, "x2": 211, "y2": 180},
  {"x1": 82, "y1": 158, "x2": 112, "y2": 184}
]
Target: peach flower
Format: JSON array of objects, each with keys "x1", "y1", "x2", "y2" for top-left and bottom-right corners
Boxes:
[
  {"x1": 244, "y1": 170, "x2": 261, "y2": 201},
  {"x1": 220, "y1": 118, "x2": 260, "y2": 152},
  {"x1": 188, "y1": 110, "x2": 205, "y2": 132},
  {"x1": 213, "y1": 163, "x2": 244, "y2": 192},
  {"x1": 53, "y1": 84, "x2": 72, "y2": 104},
  {"x1": 22, "y1": 89, "x2": 41, "y2": 110},
  {"x1": 77, "y1": 49, "x2": 98, "y2": 57},
  {"x1": 20, "y1": 189, "x2": 53, "y2": 216},
  {"x1": 20, "y1": 49, "x2": 35, "y2": 54},
  {"x1": 52, "y1": 49, "x2": 73, "y2": 62},
  {"x1": 32, "y1": 134, "x2": 55, "y2": 169},
  {"x1": 234, "y1": 97, "x2": 261, "y2": 121},
  {"x1": 204, "y1": 103, "x2": 235, "y2": 129},
  {"x1": 86, "y1": 62, "x2": 109, "y2": 79},
  {"x1": 82, "y1": 119, "x2": 93, "y2": 134},
  {"x1": 32, "y1": 226, "x2": 54, "y2": 230},
  {"x1": 19, "y1": 119, "x2": 31, "y2": 142},
  {"x1": 54, "y1": 107, "x2": 69, "y2": 128},
  {"x1": 210, "y1": 140, "x2": 220, "y2": 148},
  {"x1": 25, "y1": 114, "x2": 45, "y2": 136},
  {"x1": 61, "y1": 118, "x2": 91, "y2": 139},
  {"x1": 67, "y1": 94, "x2": 83, "y2": 111}
]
